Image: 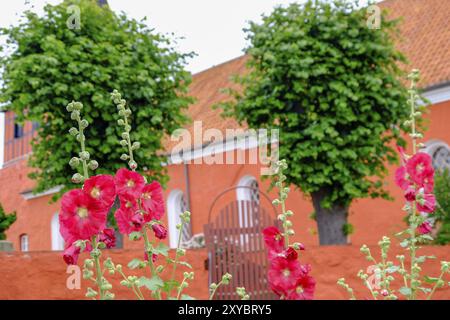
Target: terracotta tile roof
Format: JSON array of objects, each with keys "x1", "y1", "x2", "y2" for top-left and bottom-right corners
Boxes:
[
  {"x1": 380, "y1": 0, "x2": 450, "y2": 89},
  {"x1": 162, "y1": 0, "x2": 450, "y2": 152}
]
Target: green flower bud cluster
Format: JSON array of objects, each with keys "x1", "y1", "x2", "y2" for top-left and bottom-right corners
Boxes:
[
  {"x1": 272, "y1": 160, "x2": 295, "y2": 245},
  {"x1": 221, "y1": 273, "x2": 232, "y2": 285},
  {"x1": 66, "y1": 100, "x2": 99, "y2": 182},
  {"x1": 236, "y1": 287, "x2": 250, "y2": 300},
  {"x1": 337, "y1": 278, "x2": 355, "y2": 300},
  {"x1": 111, "y1": 90, "x2": 140, "y2": 171},
  {"x1": 360, "y1": 244, "x2": 375, "y2": 262},
  {"x1": 181, "y1": 211, "x2": 191, "y2": 224}
]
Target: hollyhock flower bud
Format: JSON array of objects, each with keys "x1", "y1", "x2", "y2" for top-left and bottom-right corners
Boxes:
[
  {"x1": 120, "y1": 154, "x2": 129, "y2": 161},
  {"x1": 80, "y1": 119, "x2": 89, "y2": 129},
  {"x1": 417, "y1": 221, "x2": 433, "y2": 235},
  {"x1": 120, "y1": 139, "x2": 128, "y2": 147},
  {"x1": 152, "y1": 224, "x2": 168, "y2": 240},
  {"x1": 117, "y1": 119, "x2": 125, "y2": 126},
  {"x1": 79, "y1": 151, "x2": 90, "y2": 161},
  {"x1": 285, "y1": 247, "x2": 298, "y2": 261},
  {"x1": 417, "y1": 194, "x2": 436, "y2": 213},
  {"x1": 132, "y1": 142, "x2": 140, "y2": 150},
  {"x1": 380, "y1": 289, "x2": 389, "y2": 297},
  {"x1": 69, "y1": 127, "x2": 78, "y2": 136},
  {"x1": 144, "y1": 252, "x2": 158, "y2": 263},
  {"x1": 88, "y1": 160, "x2": 99, "y2": 170},
  {"x1": 404, "y1": 186, "x2": 416, "y2": 201},
  {"x1": 131, "y1": 213, "x2": 145, "y2": 229},
  {"x1": 129, "y1": 160, "x2": 138, "y2": 170},
  {"x1": 69, "y1": 157, "x2": 80, "y2": 168},
  {"x1": 63, "y1": 244, "x2": 81, "y2": 265},
  {"x1": 99, "y1": 228, "x2": 116, "y2": 249},
  {"x1": 292, "y1": 242, "x2": 305, "y2": 250},
  {"x1": 71, "y1": 173, "x2": 83, "y2": 183}
]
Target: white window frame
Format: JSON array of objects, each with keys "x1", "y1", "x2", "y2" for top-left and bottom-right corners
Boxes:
[
  {"x1": 20, "y1": 234, "x2": 29, "y2": 252},
  {"x1": 51, "y1": 213, "x2": 65, "y2": 251}
]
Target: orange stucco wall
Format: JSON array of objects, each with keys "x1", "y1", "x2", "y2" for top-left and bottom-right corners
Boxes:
[
  {"x1": 2, "y1": 100, "x2": 450, "y2": 251},
  {"x1": 1, "y1": 245, "x2": 449, "y2": 300}
]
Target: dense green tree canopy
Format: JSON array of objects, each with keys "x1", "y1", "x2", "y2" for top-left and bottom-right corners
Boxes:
[
  {"x1": 219, "y1": 0, "x2": 411, "y2": 243},
  {"x1": 0, "y1": 0, "x2": 193, "y2": 197}
]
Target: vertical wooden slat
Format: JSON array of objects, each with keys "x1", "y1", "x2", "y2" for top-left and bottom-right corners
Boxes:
[
  {"x1": 230, "y1": 200, "x2": 237, "y2": 300},
  {"x1": 224, "y1": 204, "x2": 230, "y2": 300}
]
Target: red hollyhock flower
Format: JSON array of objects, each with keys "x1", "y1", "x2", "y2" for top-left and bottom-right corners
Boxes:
[
  {"x1": 59, "y1": 189, "x2": 107, "y2": 242},
  {"x1": 406, "y1": 153, "x2": 434, "y2": 186},
  {"x1": 119, "y1": 193, "x2": 138, "y2": 212},
  {"x1": 141, "y1": 181, "x2": 165, "y2": 221},
  {"x1": 404, "y1": 186, "x2": 416, "y2": 202},
  {"x1": 286, "y1": 274, "x2": 316, "y2": 300},
  {"x1": 263, "y1": 226, "x2": 285, "y2": 253},
  {"x1": 114, "y1": 208, "x2": 144, "y2": 235},
  {"x1": 395, "y1": 166, "x2": 410, "y2": 191},
  {"x1": 115, "y1": 168, "x2": 145, "y2": 198},
  {"x1": 98, "y1": 228, "x2": 116, "y2": 249},
  {"x1": 83, "y1": 174, "x2": 116, "y2": 210},
  {"x1": 417, "y1": 220, "x2": 433, "y2": 235},
  {"x1": 268, "y1": 257, "x2": 303, "y2": 292},
  {"x1": 144, "y1": 252, "x2": 158, "y2": 263},
  {"x1": 63, "y1": 243, "x2": 81, "y2": 265},
  {"x1": 268, "y1": 247, "x2": 298, "y2": 261},
  {"x1": 417, "y1": 193, "x2": 436, "y2": 213},
  {"x1": 152, "y1": 224, "x2": 168, "y2": 240}
]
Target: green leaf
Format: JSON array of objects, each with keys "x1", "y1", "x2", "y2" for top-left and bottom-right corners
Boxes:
[
  {"x1": 180, "y1": 294, "x2": 195, "y2": 300},
  {"x1": 423, "y1": 276, "x2": 440, "y2": 284},
  {"x1": 153, "y1": 243, "x2": 170, "y2": 257},
  {"x1": 129, "y1": 232, "x2": 142, "y2": 241},
  {"x1": 137, "y1": 276, "x2": 164, "y2": 291},
  {"x1": 399, "y1": 287, "x2": 412, "y2": 296},
  {"x1": 128, "y1": 258, "x2": 144, "y2": 270},
  {"x1": 177, "y1": 261, "x2": 192, "y2": 269},
  {"x1": 386, "y1": 266, "x2": 399, "y2": 273},
  {"x1": 161, "y1": 279, "x2": 180, "y2": 293}
]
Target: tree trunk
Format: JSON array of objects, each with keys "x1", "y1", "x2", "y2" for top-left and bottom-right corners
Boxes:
[{"x1": 311, "y1": 189, "x2": 348, "y2": 245}]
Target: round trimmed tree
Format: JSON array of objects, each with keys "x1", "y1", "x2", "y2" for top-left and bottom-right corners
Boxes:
[
  {"x1": 0, "y1": 0, "x2": 193, "y2": 198},
  {"x1": 219, "y1": 0, "x2": 410, "y2": 244}
]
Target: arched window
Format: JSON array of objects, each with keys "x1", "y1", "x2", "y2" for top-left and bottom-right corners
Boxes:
[
  {"x1": 422, "y1": 140, "x2": 450, "y2": 171},
  {"x1": 167, "y1": 190, "x2": 192, "y2": 248},
  {"x1": 20, "y1": 234, "x2": 29, "y2": 252},
  {"x1": 51, "y1": 213, "x2": 65, "y2": 251},
  {"x1": 236, "y1": 175, "x2": 260, "y2": 228}
]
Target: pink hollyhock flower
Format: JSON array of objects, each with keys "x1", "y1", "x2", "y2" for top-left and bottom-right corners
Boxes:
[
  {"x1": 141, "y1": 181, "x2": 165, "y2": 221},
  {"x1": 406, "y1": 153, "x2": 434, "y2": 186},
  {"x1": 115, "y1": 168, "x2": 145, "y2": 198},
  {"x1": 404, "y1": 186, "x2": 416, "y2": 202},
  {"x1": 417, "y1": 193, "x2": 436, "y2": 213},
  {"x1": 286, "y1": 274, "x2": 316, "y2": 300},
  {"x1": 269, "y1": 247, "x2": 298, "y2": 261},
  {"x1": 268, "y1": 257, "x2": 303, "y2": 292},
  {"x1": 114, "y1": 208, "x2": 144, "y2": 235},
  {"x1": 63, "y1": 243, "x2": 81, "y2": 265},
  {"x1": 417, "y1": 220, "x2": 433, "y2": 235},
  {"x1": 395, "y1": 166, "x2": 410, "y2": 191},
  {"x1": 152, "y1": 224, "x2": 168, "y2": 240},
  {"x1": 83, "y1": 175, "x2": 116, "y2": 210},
  {"x1": 98, "y1": 228, "x2": 116, "y2": 249},
  {"x1": 59, "y1": 189, "x2": 107, "y2": 242},
  {"x1": 263, "y1": 226, "x2": 285, "y2": 253}
]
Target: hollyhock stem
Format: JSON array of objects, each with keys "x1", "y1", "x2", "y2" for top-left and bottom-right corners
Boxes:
[
  {"x1": 142, "y1": 227, "x2": 162, "y2": 300},
  {"x1": 91, "y1": 236, "x2": 105, "y2": 300},
  {"x1": 169, "y1": 219, "x2": 185, "y2": 297},
  {"x1": 427, "y1": 270, "x2": 445, "y2": 300}
]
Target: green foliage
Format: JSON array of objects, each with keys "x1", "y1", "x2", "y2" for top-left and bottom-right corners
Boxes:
[
  {"x1": 0, "y1": 204, "x2": 17, "y2": 240},
  {"x1": 0, "y1": 0, "x2": 193, "y2": 198},
  {"x1": 342, "y1": 223, "x2": 354, "y2": 236},
  {"x1": 218, "y1": 0, "x2": 410, "y2": 207},
  {"x1": 434, "y1": 168, "x2": 450, "y2": 245}
]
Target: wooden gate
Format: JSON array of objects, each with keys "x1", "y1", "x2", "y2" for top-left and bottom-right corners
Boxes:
[{"x1": 204, "y1": 187, "x2": 278, "y2": 300}]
